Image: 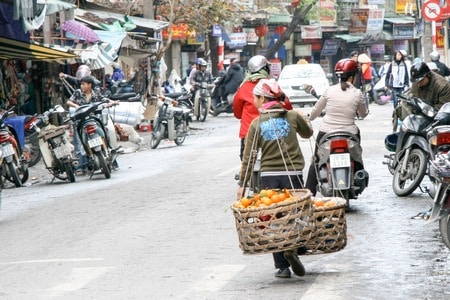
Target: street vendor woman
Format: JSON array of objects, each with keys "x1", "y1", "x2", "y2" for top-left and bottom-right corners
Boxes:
[{"x1": 236, "y1": 78, "x2": 313, "y2": 279}]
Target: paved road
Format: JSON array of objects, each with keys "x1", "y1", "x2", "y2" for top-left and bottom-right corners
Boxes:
[{"x1": 0, "y1": 104, "x2": 449, "y2": 299}]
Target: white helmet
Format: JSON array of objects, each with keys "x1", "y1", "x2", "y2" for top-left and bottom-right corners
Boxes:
[
  {"x1": 248, "y1": 55, "x2": 270, "y2": 73},
  {"x1": 430, "y1": 51, "x2": 440, "y2": 61},
  {"x1": 76, "y1": 65, "x2": 91, "y2": 80}
]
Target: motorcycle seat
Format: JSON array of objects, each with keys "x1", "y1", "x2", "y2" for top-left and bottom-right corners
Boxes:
[
  {"x1": 165, "y1": 92, "x2": 184, "y2": 98},
  {"x1": 109, "y1": 93, "x2": 137, "y2": 101}
]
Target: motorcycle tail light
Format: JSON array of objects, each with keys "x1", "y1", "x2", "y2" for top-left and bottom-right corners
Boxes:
[
  {"x1": 84, "y1": 122, "x2": 97, "y2": 135},
  {"x1": 330, "y1": 139, "x2": 348, "y2": 153},
  {"x1": 0, "y1": 130, "x2": 10, "y2": 143},
  {"x1": 432, "y1": 132, "x2": 450, "y2": 147}
]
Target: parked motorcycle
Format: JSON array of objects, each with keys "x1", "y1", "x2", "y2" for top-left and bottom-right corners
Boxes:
[
  {"x1": 383, "y1": 95, "x2": 436, "y2": 196},
  {"x1": 150, "y1": 96, "x2": 190, "y2": 149},
  {"x1": 4, "y1": 114, "x2": 41, "y2": 168},
  {"x1": 313, "y1": 131, "x2": 369, "y2": 207},
  {"x1": 69, "y1": 100, "x2": 120, "y2": 179},
  {"x1": 36, "y1": 105, "x2": 76, "y2": 183},
  {"x1": 424, "y1": 103, "x2": 450, "y2": 249},
  {"x1": 0, "y1": 107, "x2": 29, "y2": 187}
]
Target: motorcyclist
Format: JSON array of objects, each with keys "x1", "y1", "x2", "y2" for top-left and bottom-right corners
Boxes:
[
  {"x1": 409, "y1": 61, "x2": 450, "y2": 111},
  {"x1": 189, "y1": 58, "x2": 213, "y2": 116},
  {"x1": 429, "y1": 51, "x2": 450, "y2": 78},
  {"x1": 233, "y1": 55, "x2": 271, "y2": 160},
  {"x1": 66, "y1": 76, "x2": 119, "y2": 175},
  {"x1": 214, "y1": 58, "x2": 244, "y2": 114},
  {"x1": 305, "y1": 58, "x2": 368, "y2": 195}
]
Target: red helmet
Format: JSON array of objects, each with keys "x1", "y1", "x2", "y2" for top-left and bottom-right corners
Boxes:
[{"x1": 334, "y1": 58, "x2": 358, "y2": 78}]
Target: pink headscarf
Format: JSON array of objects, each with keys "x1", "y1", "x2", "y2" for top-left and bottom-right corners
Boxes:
[{"x1": 253, "y1": 78, "x2": 293, "y2": 110}]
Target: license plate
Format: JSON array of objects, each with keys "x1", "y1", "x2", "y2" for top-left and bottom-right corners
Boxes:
[
  {"x1": 2, "y1": 143, "x2": 15, "y2": 157},
  {"x1": 53, "y1": 145, "x2": 71, "y2": 159},
  {"x1": 330, "y1": 153, "x2": 351, "y2": 168},
  {"x1": 88, "y1": 136, "x2": 103, "y2": 148}
]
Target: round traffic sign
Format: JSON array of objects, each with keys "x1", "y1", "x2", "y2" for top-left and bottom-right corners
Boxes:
[{"x1": 422, "y1": 0, "x2": 442, "y2": 21}]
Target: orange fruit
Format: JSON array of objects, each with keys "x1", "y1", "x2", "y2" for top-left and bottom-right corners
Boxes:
[
  {"x1": 324, "y1": 200, "x2": 336, "y2": 207},
  {"x1": 241, "y1": 197, "x2": 253, "y2": 207},
  {"x1": 278, "y1": 193, "x2": 287, "y2": 201},
  {"x1": 271, "y1": 194, "x2": 281, "y2": 203},
  {"x1": 233, "y1": 201, "x2": 240, "y2": 208},
  {"x1": 265, "y1": 190, "x2": 275, "y2": 198},
  {"x1": 262, "y1": 196, "x2": 272, "y2": 206},
  {"x1": 314, "y1": 199, "x2": 324, "y2": 207}
]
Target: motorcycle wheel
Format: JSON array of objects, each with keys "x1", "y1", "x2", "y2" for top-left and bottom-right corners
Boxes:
[
  {"x1": 392, "y1": 149, "x2": 427, "y2": 196},
  {"x1": 439, "y1": 213, "x2": 450, "y2": 249},
  {"x1": 95, "y1": 151, "x2": 111, "y2": 179},
  {"x1": 174, "y1": 122, "x2": 187, "y2": 146},
  {"x1": 64, "y1": 161, "x2": 76, "y2": 183},
  {"x1": 150, "y1": 123, "x2": 165, "y2": 149},
  {"x1": 24, "y1": 130, "x2": 41, "y2": 167},
  {"x1": 199, "y1": 101, "x2": 208, "y2": 122},
  {"x1": 6, "y1": 161, "x2": 22, "y2": 187}
]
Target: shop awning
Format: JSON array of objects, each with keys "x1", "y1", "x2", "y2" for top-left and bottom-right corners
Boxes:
[
  {"x1": 75, "y1": 8, "x2": 169, "y2": 31},
  {"x1": 384, "y1": 17, "x2": 415, "y2": 24},
  {"x1": 0, "y1": 36, "x2": 78, "y2": 60},
  {"x1": 71, "y1": 41, "x2": 117, "y2": 70},
  {"x1": 333, "y1": 34, "x2": 362, "y2": 43}
]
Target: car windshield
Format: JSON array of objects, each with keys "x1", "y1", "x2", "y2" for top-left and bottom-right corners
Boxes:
[{"x1": 279, "y1": 67, "x2": 323, "y2": 79}]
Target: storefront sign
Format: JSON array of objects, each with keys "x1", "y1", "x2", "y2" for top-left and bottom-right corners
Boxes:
[
  {"x1": 371, "y1": 43, "x2": 385, "y2": 54},
  {"x1": 366, "y1": 9, "x2": 385, "y2": 33},
  {"x1": 319, "y1": 0, "x2": 337, "y2": 27},
  {"x1": 269, "y1": 58, "x2": 282, "y2": 78},
  {"x1": 295, "y1": 44, "x2": 312, "y2": 56},
  {"x1": 349, "y1": 9, "x2": 369, "y2": 34},
  {"x1": 243, "y1": 28, "x2": 259, "y2": 44},
  {"x1": 321, "y1": 39, "x2": 340, "y2": 56},
  {"x1": 396, "y1": 0, "x2": 417, "y2": 15},
  {"x1": 187, "y1": 32, "x2": 204, "y2": 45},
  {"x1": 301, "y1": 25, "x2": 322, "y2": 39},
  {"x1": 393, "y1": 24, "x2": 414, "y2": 39},
  {"x1": 226, "y1": 32, "x2": 246, "y2": 48},
  {"x1": 162, "y1": 24, "x2": 189, "y2": 40}
]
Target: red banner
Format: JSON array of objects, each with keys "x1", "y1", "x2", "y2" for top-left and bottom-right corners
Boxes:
[{"x1": 162, "y1": 24, "x2": 189, "y2": 40}]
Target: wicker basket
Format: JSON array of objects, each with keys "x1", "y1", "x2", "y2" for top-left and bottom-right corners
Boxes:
[
  {"x1": 231, "y1": 189, "x2": 315, "y2": 255},
  {"x1": 302, "y1": 197, "x2": 347, "y2": 255}
]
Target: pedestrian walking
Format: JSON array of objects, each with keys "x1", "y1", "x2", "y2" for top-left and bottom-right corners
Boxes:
[{"x1": 237, "y1": 78, "x2": 313, "y2": 279}]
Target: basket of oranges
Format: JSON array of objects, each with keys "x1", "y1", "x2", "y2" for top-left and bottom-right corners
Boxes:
[
  {"x1": 230, "y1": 189, "x2": 315, "y2": 255},
  {"x1": 302, "y1": 197, "x2": 347, "y2": 255}
]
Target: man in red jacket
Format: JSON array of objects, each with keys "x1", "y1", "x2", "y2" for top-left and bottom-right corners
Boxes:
[{"x1": 233, "y1": 55, "x2": 271, "y2": 160}]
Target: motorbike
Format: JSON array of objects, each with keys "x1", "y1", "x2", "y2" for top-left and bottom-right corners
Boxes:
[
  {"x1": 210, "y1": 77, "x2": 233, "y2": 116},
  {"x1": 35, "y1": 105, "x2": 76, "y2": 183},
  {"x1": 150, "y1": 96, "x2": 191, "y2": 149},
  {"x1": 4, "y1": 113, "x2": 42, "y2": 168},
  {"x1": 69, "y1": 100, "x2": 120, "y2": 179},
  {"x1": 193, "y1": 82, "x2": 213, "y2": 122},
  {"x1": 424, "y1": 103, "x2": 450, "y2": 249},
  {"x1": 164, "y1": 88, "x2": 194, "y2": 123},
  {"x1": 313, "y1": 131, "x2": 369, "y2": 207},
  {"x1": 383, "y1": 95, "x2": 436, "y2": 196},
  {"x1": 0, "y1": 107, "x2": 29, "y2": 187}
]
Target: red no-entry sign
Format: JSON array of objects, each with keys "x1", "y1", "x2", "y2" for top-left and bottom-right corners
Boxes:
[{"x1": 423, "y1": 0, "x2": 442, "y2": 21}]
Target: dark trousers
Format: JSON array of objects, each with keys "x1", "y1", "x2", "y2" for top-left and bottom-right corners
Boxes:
[{"x1": 260, "y1": 174, "x2": 304, "y2": 269}]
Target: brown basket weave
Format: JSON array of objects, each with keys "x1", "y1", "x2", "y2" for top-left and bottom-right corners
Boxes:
[
  {"x1": 231, "y1": 189, "x2": 315, "y2": 255},
  {"x1": 302, "y1": 197, "x2": 347, "y2": 255}
]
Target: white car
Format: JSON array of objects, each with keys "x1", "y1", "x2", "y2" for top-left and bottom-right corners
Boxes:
[{"x1": 278, "y1": 64, "x2": 330, "y2": 113}]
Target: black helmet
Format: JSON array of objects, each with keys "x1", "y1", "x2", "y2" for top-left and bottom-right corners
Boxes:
[
  {"x1": 80, "y1": 75, "x2": 96, "y2": 85},
  {"x1": 410, "y1": 62, "x2": 430, "y2": 83}
]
